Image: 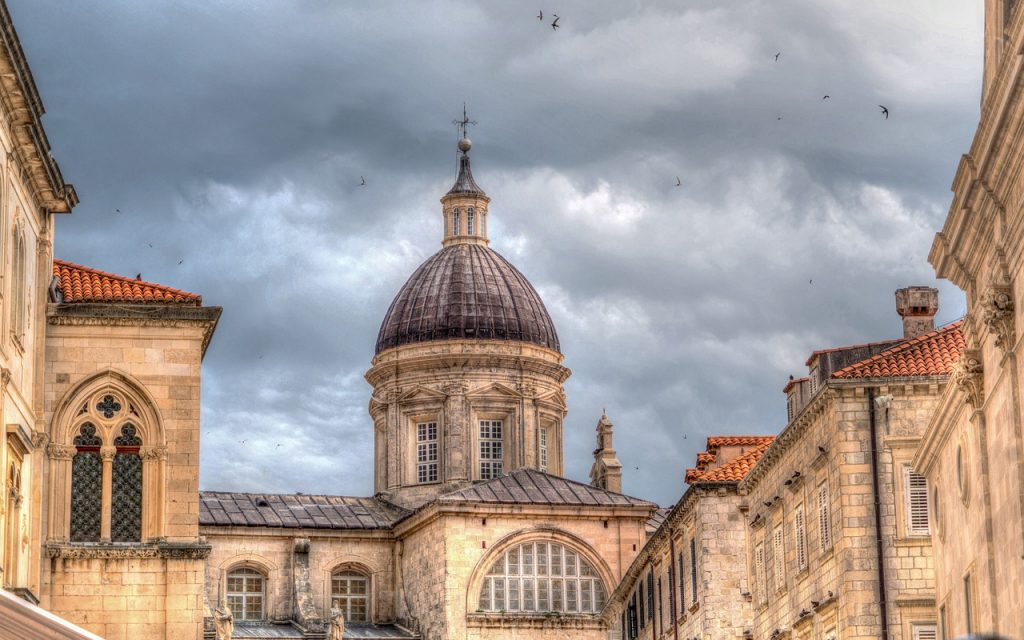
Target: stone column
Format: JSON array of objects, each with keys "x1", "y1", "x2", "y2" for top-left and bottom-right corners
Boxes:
[
  {"x1": 140, "y1": 445, "x2": 167, "y2": 541},
  {"x1": 443, "y1": 383, "x2": 468, "y2": 482},
  {"x1": 99, "y1": 445, "x2": 116, "y2": 542},
  {"x1": 45, "y1": 443, "x2": 74, "y2": 542}
]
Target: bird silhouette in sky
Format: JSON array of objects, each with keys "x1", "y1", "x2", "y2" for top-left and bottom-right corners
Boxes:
[
  {"x1": 115, "y1": 208, "x2": 120, "y2": 213},
  {"x1": 360, "y1": 176, "x2": 366, "y2": 186},
  {"x1": 822, "y1": 95, "x2": 830, "y2": 100},
  {"x1": 879, "y1": 105, "x2": 889, "y2": 119},
  {"x1": 774, "y1": 52, "x2": 781, "y2": 61},
  {"x1": 675, "y1": 176, "x2": 682, "y2": 187},
  {"x1": 537, "y1": 10, "x2": 542, "y2": 20},
  {"x1": 551, "y1": 15, "x2": 560, "y2": 30},
  {"x1": 809, "y1": 279, "x2": 813, "y2": 285},
  {"x1": 177, "y1": 260, "x2": 183, "y2": 265}
]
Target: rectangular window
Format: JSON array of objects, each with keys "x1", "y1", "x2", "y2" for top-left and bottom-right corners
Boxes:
[
  {"x1": 667, "y1": 562, "x2": 676, "y2": 622},
  {"x1": 905, "y1": 465, "x2": 930, "y2": 535},
  {"x1": 468, "y1": 207, "x2": 476, "y2": 235},
  {"x1": 416, "y1": 422, "x2": 438, "y2": 483},
  {"x1": 646, "y1": 572, "x2": 654, "y2": 622},
  {"x1": 539, "y1": 427, "x2": 549, "y2": 472},
  {"x1": 678, "y1": 551, "x2": 685, "y2": 609},
  {"x1": 480, "y1": 420, "x2": 503, "y2": 479},
  {"x1": 638, "y1": 581, "x2": 645, "y2": 629},
  {"x1": 689, "y1": 539, "x2": 698, "y2": 604},
  {"x1": 818, "y1": 481, "x2": 832, "y2": 552},
  {"x1": 773, "y1": 524, "x2": 785, "y2": 591},
  {"x1": 754, "y1": 542, "x2": 766, "y2": 605},
  {"x1": 657, "y1": 577, "x2": 663, "y2": 632},
  {"x1": 964, "y1": 574, "x2": 973, "y2": 635},
  {"x1": 794, "y1": 503, "x2": 808, "y2": 570},
  {"x1": 912, "y1": 624, "x2": 938, "y2": 640},
  {"x1": 452, "y1": 209, "x2": 460, "y2": 236}
]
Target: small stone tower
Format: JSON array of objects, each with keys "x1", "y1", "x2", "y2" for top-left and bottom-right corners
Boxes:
[
  {"x1": 590, "y1": 412, "x2": 623, "y2": 493},
  {"x1": 895, "y1": 286, "x2": 939, "y2": 338}
]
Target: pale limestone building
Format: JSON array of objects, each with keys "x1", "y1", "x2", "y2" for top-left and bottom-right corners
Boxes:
[{"x1": 917, "y1": 1, "x2": 1024, "y2": 638}]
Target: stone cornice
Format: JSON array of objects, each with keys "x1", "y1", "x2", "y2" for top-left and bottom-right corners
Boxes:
[
  {"x1": 47, "y1": 303, "x2": 222, "y2": 357},
  {"x1": 45, "y1": 541, "x2": 211, "y2": 560},
  {"x1": 466, "y1": 612, "x2": 604, "y2": 630},
  {"x1": 0, "y1": 3, "x2": 77, "y2": 215}
]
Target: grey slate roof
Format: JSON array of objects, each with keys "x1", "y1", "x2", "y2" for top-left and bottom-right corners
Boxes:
[
  {"x1": 645, "y1": 507, "x2": 671, "y2": 535},
  {"x1": 231, "y1": 623, "x2": 418, "y2": 639},
  {"x1": 199, "y1": 492, "x2": 409, "y2": 530},
  {"x1": 437, "y1": 468, "x2": 654, "y2": 507},
  {"x1": 445, "y1": 152, "x2": 486, "y2": 196}
]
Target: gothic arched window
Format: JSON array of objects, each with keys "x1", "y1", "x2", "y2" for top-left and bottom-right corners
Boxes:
[
  {"x1": 479, "y1": 541, "x2": 606, "y2": 614},
  {"x1": 70, "y1": 424, "x2": 103, "y2": 542},
  {"x1": 111, "y1": 424, "x2": 143, "y2": 542},
  {"x1": 10, "y1": 226, "x2": 26, "y2": 341},
  {"x1": 227, "y1": 567, "x2": 266, "y2": 621},
  {"x1": 331, "y1": 570, "x2": 370, "y2": 622}
]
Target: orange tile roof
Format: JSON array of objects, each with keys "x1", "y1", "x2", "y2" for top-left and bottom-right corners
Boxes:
[
  {"x1": 686, "y1": 439, "x2": 774, "y2": 484},
  {"x1": 706, "y1": 435, "x2": 775, "y2": 450},
  {"x1": 832, "y1": 321, "x2": 964, "y2": 379},
  {"x1": 54, "y1": 260, "x2": 201, "y2": 306}
]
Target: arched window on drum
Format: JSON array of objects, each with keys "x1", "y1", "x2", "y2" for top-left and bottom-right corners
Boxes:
[{"x1": 479, "y1": 541, "x2": 606, "y2": 614}]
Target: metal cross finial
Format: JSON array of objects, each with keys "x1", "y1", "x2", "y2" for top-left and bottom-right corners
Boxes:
[{"x1": 453, "y1": 103, "x2": 477, "y2": 140}]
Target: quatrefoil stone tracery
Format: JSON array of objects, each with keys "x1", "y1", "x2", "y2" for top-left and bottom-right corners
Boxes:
[{"x1": 96, "y1": 395, "x2": 122, "y2": 419}]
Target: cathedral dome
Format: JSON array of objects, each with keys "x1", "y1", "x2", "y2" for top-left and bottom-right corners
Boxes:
[{"x1": 375, "y1": 243, "x2": 560, "y2": 354}]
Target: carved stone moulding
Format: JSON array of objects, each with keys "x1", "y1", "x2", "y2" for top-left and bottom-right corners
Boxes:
[
  {"x1": 46, "y1": 541, "x2": 212, "y2": 560},
  {"x1": 950, "y1": 349, "x2": 984, "y2": 410},
  {"x1": 979, "y1": 284, "x2": 1015, "y2": 352}
]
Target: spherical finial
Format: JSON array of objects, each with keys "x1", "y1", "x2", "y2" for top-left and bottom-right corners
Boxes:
[{"x1": 458, "y1": 138, "x2": 472, "y2": 153}]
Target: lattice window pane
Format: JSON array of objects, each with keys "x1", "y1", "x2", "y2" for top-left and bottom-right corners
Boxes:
[
  {"x1": 227, "y1": 568, "x2": 265, "y2": 622},
  {"x1": 111, "y1": 453, "x2": 142, "y2": 542},
  {"x1": 331, "y1": 572, "x2": 369, "y2": 622},
  {"x1": 70, "y1": 452, "x2": 102, "y2": 542},
  {"x1": 416, "y1": 421, "x2": 439, "y2": 484},
  {"x1": 479, "y1": 541, "x2": 605, "y2": 614}
]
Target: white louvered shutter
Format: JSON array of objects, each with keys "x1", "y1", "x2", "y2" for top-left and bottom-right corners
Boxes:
[
  {"x1": 906, "y1": 466, "x2": 930, "y2": 535},
  {"x1": 772, "y1": 525, "x2": 784, "y2": 591},
  {"x1": 794, "y1": 504, "x2": 807, "y2": 570},
  {"x1": 913, "y1": 624, "x2": 937, "y2": 640},
  {"x1": 818, "y1": 481, "x2": 831, "y2": 551},
  {"x1": 754, "y1": 543, "x2": 766, "y2": 604}
]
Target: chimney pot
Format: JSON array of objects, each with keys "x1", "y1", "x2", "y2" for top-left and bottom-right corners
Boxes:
[{"x1": 895, "y1": 286, "x2": 939, "y2": 338}]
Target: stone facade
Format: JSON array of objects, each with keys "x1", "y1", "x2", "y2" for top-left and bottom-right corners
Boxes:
[{"x1": 918, "y1": 2, "x2": 1024, "y2": 637}]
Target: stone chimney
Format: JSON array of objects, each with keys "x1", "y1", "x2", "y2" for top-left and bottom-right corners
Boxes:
[
  {"x1": 590, "y1": 412, "x2": 623, "y2": 493},
  {"x1": 895, "y1": 286, "x2": 939, "y2": 338}
]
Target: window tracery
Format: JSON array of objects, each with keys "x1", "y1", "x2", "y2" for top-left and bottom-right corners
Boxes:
[{"x1": 478, "y1": 540, "x2": 606, "y2": 614}]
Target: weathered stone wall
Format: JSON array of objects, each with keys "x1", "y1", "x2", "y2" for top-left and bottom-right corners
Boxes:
[
  {"x1": 202, "y1": 527, "x2": 398, "y2": 624},
  {"x1": 744, "y1": 383, "x2": 940, "y2": 639}
]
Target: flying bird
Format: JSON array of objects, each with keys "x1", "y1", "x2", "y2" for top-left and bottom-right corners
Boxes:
[
  {"x1": 879, "y1": 105, "x2": 889, "y2": 119},
  {"x1": 774, "y1": 52, "x2": 781, "y2": 62},
  {"x1": 551, "y1": 14, "x2": 560, "y2": 30},
  {"x1": 115, "y1": 208, "x2": 120, "y2": 213},
  {"x1": 177, "y1": 260, "x2": 183, "y2": 265},
  {"x1": 147, "y1": 243, "x2": 153, "y2": 248},
  {"x1": 675, "y1": 176, "x2": 682, "y2": 187},
  {"x1": 777, "y1": 116, "x2": 783, "y2": 121},
  {"x1": 822, "y1": 95, "x2": 830, "y2": 100},
  {"x1": 537, "y1": 10, "x2": 543, "y2": 20},
  {"x1": 809, "y1": 279, "x2": 813, "y2": 285},
  {"x1": 360, "y1": 176, "x2": 366, "y2": 186}
]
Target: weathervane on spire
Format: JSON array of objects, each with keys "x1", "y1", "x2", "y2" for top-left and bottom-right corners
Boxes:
[{"x1": 453, "y1": 103, "x2": 477, "y2": 152}]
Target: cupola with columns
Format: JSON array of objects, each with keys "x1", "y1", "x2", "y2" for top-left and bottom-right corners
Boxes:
[{"x1": 367, "y1": 112, "x2": 570, "y2": 508}]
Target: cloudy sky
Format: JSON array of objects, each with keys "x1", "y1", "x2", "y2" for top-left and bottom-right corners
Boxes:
[{"x1": 11, "y1": 1, "x2": 981, "y2": 506}]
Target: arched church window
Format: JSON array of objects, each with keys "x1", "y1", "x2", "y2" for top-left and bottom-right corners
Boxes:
[
  {"x1": 331, "y1": 570, "x2": 370, "y2": 622},
  {"x1": 111, "y1": 424, "x2": 143, "y2": 542},
  {"x1": 70, "y1": 424, "x2": 103, "y2": 542},
  {"x1": 479, "y1": 541, "x2": 606, "y2": 614},
  {"x1": 227, "y1": 567, "x2": 266, "y2": 622},
  {"x1": 467, "y1": 207, "x2": 475, "y2": 235},
  {"x1": 452, "y1": 208, "x2": 460, "y2": 236}
]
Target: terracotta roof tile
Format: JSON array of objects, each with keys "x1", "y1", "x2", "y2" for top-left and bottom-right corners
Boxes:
[
  {"x1": 686, "y1": 439, "x2": 774, "y2": 484},
  {"x1": 705, "y1": 435, "x2": 775, "y2": 451},
  {"x1": 53, "y1": 259, "x2": 201, "y2": 305},
  {"x1": 832, "y1": 321, "x2": 964, "y2": 379}
]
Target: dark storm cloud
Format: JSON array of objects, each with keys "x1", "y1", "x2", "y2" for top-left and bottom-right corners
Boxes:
[{"x1": 11, "y1": 0, "x2": 980, "y2": 504}]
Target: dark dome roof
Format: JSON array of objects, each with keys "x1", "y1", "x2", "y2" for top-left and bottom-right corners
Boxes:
[{"x1": 375, "y1": 244, "x2": 560, "y2": 354}]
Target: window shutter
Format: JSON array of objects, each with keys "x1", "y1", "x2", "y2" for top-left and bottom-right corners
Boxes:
[
  {"x1": 754, "y1": 543, "x2": 766, "y2": 604},
  {"x1": 794, "y1": 504, "x2": 807, "y2": 570},
  {"x1": 772, "y1": 525, "x2": 784, "y2": 591},
  {"x1": 906, "y1": 467, "x2": 930, "y2": 535},
  {"x1": 646, "y1": 572, "x2": 654, "y2": 622},
  {"x1": 818, "y1": 481, "x2": 831, "y2": 551},
  {"x1": 913, "y1": 624, "x2": 938, "y2": 640}
]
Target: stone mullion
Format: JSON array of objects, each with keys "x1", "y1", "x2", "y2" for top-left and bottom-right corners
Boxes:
[
  {"x1": 99, "y1": 445, "x2": 115, "y2": 542},
  {"x1": 44, "y1": 444, "x2": 74, "y2": 541},
  {"x1": 140, "y1": 446, "x2": 167, "y2": 541}
]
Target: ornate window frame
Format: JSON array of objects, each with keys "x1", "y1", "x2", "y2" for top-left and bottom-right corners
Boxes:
[
  {"x1": 469, "y1": 399, "x2": 517, "y2": 481},
  {"x1": 466, "y1": 527, "x2": 613, "y2": 618},
  {"x1": 47, "y1": 369, "x2": 167, "y2": 543}
]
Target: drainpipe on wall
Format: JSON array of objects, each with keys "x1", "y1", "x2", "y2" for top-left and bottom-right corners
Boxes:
[{"x1": 868, "y1": 387, "x2": 890, "y2": 640}]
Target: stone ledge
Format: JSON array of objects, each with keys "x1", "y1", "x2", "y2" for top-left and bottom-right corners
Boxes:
[
  {"x1": 466, "y1": 612, "x2": 605, "y2": 630},
  {"x1": 45, "y1": 541, "x2": 211, "y2": 560}
]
